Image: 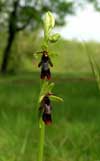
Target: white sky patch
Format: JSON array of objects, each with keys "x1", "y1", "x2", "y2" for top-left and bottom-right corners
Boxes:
[{"x1": 56, "y1": 5, "x2": 100, "y2": 42}]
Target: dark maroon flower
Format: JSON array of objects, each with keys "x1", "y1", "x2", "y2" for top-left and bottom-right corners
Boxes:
[
  {"x1": 39, "y1": 96, "x2": 52, "y2": 125},
  {"x1": 38, "y1": 51, "x2": 53, "y2": 80}
]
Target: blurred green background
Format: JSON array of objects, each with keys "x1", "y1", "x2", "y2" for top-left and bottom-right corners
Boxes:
[{"x1": 0, "y1": 0, "x2": 100, "y2": 161}]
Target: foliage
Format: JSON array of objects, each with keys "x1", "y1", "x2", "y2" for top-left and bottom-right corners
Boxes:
[
  {"x1": 0, "y1": 0, "x2": 75, "y2": 31},
  {"x1": 76, "y1": 0, "x2": 100, "y2": 11},
  {"x1": 88, "y1": 0, "x2": 100, "y2": 11},
  {"x1": 0, "y1": 0, "x2": 75, "y2": 73}
]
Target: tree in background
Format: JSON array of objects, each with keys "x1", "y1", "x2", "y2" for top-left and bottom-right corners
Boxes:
[
  {"x1": 0, "y1": 0, "x2": 74, "y2": 74},
  {"x1": 88, "y1": 0, "x2": 100, "y2": 11}
]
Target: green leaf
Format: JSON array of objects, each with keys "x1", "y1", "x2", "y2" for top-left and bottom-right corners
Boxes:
[
  {"x1": 89, "y1": 56, "x2": 100, "y2": 90},
  {"x1": 81, "y1": 40, "x2": 100, "y2": 91},
  {"x1": 49, "y1": 33, "x2": 60, "y2": 43}
]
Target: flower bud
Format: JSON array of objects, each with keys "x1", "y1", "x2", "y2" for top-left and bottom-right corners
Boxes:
[
  {"x1": 44, "y1": 11, "x2": 55, "y2": 39},
  {"x1": 49, "y1": 33, "x2": 60, "y2": 43}
]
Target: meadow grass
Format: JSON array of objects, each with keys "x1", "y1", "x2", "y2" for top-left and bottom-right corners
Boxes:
[
  {"x1": 0, "y1": 72, "x2": 100, "y2": 161},
  {"x1": 0, "y1": 32, "x2": 100, "y2": 161}
]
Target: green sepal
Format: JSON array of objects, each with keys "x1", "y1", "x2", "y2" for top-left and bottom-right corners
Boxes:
[
  {"x1": 38, "y1": 81, "x2": 63, "y2": 104},
  {"x1": 49, "y1": 52, "x2": 58, "y2": 57},
  {"x1": 49, "y1": 95, "x2": 63, "y2": 102},
  {"x1": 48, "y1": 82, "x2": 55, "y2": 92},
  {"x1": 38, "y1": 82, "x2": 54, "y2": 103},
  {"x1": 33, "y1": 53, "x2": 40, "y2": 59}
]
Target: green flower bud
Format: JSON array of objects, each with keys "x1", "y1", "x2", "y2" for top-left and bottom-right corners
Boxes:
[
  {"x1": 44, "y1": 11, "x2": 55, "y2": 39},
  {"x1": 49, "y1": 33, "x2": 60, "y2": 43}
]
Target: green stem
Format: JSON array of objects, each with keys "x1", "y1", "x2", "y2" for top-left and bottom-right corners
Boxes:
[{"x1": 37, "y1": 119, "x2": 45, "y2": 161}]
